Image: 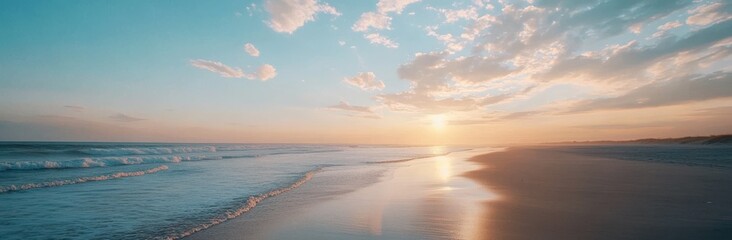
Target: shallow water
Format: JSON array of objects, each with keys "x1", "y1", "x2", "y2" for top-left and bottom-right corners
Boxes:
[
  {"x1": 188, "y1": 148, "x2": 501, "y2": 240},
  {"x1": 0, "y1": 142, "x2": 466, "y2": 239}
]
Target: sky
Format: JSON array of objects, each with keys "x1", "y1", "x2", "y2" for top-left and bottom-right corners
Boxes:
[{"x1": 0, "y1": 0, "x2": 731, "y2": 145}]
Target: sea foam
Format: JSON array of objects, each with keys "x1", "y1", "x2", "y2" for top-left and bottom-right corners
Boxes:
[
  {"x1": 0, "y1": 165, "x2": 169, "y2": 193},
  {"x1": 158, "y1": 169, "x2": 320, "y2": 240}
]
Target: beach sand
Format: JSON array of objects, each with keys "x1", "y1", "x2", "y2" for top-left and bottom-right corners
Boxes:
[
  {"x1": 188, "y1": 146, "x2": 732, "y2": 239},
  {"x1": 466, "y1": 146, "x2": 732, "y2": 240}
]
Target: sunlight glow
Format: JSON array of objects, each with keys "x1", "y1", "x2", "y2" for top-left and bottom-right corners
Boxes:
[
  {"x1": 435, "y1": 156, "x2": 452, "y2": 182},
  {"x1": 431, "y1": 115, "x2": 447, "y2": 130}
]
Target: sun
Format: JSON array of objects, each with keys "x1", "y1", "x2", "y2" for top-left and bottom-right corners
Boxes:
[{"x1": 431, "y1": 114, "x2": 447, "y2": 130}]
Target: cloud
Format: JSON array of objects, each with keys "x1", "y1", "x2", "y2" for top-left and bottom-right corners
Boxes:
[
  {"x1": 256, "y1": 64, "x2": 277, "y2": 81},
  {"x1": 364, "y1": 33, "x2": 399, "y2": 48},
  {"x1": 190, "y1": 59, "x2": 277, "y2": 81},
  {"x1": 326, "y1": 101, "x2": 380, "y2": 119},
  {"x1": 109, "y1": 113, "x2": 146, "y2": 122},
  {"x1": 376, "y1": 51, "x2": 526, "y2": 113},
  {"x1": 190, "y1": 59, "x2": 245, "y2": 78},
  {"x1": 428, "y1": 6, "x2": 479, "y2": 23},
  {"x1": 569, "y1": 71, "x2": 732, "y2": 112},
  {"x1": 426, "y1": 26, "x2": 464, "y2": 53},
  {"x1": 264, "y1": 0, "x2": 340, "y2": 34},
  {"x1": 63, "y1": 105, "x2": 85, "y2": 111},
  {"x1": 371, "y1": 0, "x2": 732, "y2": 116},
  {"x1": 244, "y1": 43, "x2": 260, "y2": 57},
  {"x1": 539, "y1": 19, "x2": 732, "y2": 84},
  {"x1": 448, "y1": 110, "x2": 544, "y2": 125},
  {"x1": 651, "y1": 20, "x2": 683, "y2": 38},
  {"x1": 351, "y1": 0, "x2": 420, "y2": 45},
  {"x1": 376, "y1": 0, "x2": 420, "y2": 14},
  {"x1": 344, "y1": 72, "x2": 385, "y2": 91},
  {"x1": 352, "y1": 12, "x2": 392, "y2": 32},
  {"x1": 687, "y1": 2, "x2": 732, "y2": 26}
]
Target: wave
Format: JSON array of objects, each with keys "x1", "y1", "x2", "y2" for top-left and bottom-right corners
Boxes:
[
  {"x1": 78, "y1": 146, "x2": 218, "y2": 156},
  {"x1": 0, "y1": 149, "x2": 344, "y2": 171},
  {"x1": 0, "y1": 165, "x2": 169, "y2": 193},
  {"x1": 157, "y1": 169, "x2": 320, "y2": 240},
  {"x1": 0, "y1": 154, "x2": 254, "y2": 171}
]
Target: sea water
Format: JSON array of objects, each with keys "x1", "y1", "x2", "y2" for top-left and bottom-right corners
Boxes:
[{"x1": 0, "y1": 142, "x2": 465, "y2": 239}]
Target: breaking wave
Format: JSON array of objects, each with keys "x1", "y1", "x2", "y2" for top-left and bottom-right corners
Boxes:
[
  {"x1": 0, "y1": 155, "x2": 231, "y2": 171},
  {"x1": 157, "y1": 169, "x2": 319, "y2": 240},
  {"x1": 79, "y1": 146, "x2": 218, "y2": 155},
  {"x1": 0, "y1": 165, "x2": 169, "y2": 193},
  {"x1": 0, "y1": 149, "x2": 343, "y2": 171}
]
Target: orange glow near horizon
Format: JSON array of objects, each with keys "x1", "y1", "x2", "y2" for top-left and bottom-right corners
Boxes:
[{"x1": 431, "y1": 115, "x2": 447, "y2": 131}]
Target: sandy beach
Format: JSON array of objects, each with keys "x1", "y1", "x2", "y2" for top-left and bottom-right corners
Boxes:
[
  {"x1": 466, "y1": 146, "x2": 732, "y2": 240},
  {"x1": 185, "y1": 145, "x2": 732, "y2": 239}
]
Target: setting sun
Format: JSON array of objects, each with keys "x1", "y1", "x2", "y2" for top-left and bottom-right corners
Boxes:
[{"x1": 431, "y1": 115, "x2": 447, "y2": 130}]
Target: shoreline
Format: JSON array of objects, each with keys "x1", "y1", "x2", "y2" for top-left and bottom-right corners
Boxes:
[
  {"x1": 188, "y1": 148, "x2": 500, "y2": 239},
  {"x1": 465, "y1": 146, "x2": 732, "y2": 239}
]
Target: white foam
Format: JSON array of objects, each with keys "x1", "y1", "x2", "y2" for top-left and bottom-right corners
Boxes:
[
  {"x1": 80, "y1": 146, "x2": 217, "y2": 155},
  {"x1": 158, "y1": 169, "x2": 320, "y2": 240},
  {"x1": 0, "y1": 165, "x2": 169, "y2": 193}
]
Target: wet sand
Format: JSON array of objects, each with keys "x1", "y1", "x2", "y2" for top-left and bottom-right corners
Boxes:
[
  {"x1": 466, "y1": 146, "x2": 732, "y2": 240},
  {"x1": 188, "y1": 148, "x2": 499, "y2": 239}
]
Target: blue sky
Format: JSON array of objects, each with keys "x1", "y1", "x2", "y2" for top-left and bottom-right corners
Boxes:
[{"x1": 1, "y1": 0, "x2": 731, "y2": 144}]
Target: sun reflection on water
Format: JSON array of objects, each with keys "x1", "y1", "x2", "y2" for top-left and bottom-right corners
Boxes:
[{"x1": 434, "y1": 156, "x2": 453, "y2": 183}]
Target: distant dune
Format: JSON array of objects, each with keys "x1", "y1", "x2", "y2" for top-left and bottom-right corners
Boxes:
[{"x1": 555, "y1": 134, "x2": 732, "y2": 145}]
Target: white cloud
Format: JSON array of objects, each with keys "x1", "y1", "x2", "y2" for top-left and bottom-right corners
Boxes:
[
  {"x1": 426, "y1": 26, "x2": 464, "y2": 53},
  {"x1": 257, "y1": 64, "x2": 277, "y2": 81},
  {"x1": 190, "y1": 59, "x2": 276, "y2": 81},
  {"x1": 264, "y1": 0, "x2": 340, "y2": 34},
  {"x1": 430, "y1": 7, "x2": 479, "y2": 23},
  {"x1": 376, "y1": 0, "x2": 420, "y2": 14},
  {"x1": 190, "y1": 59, "x2": 245, "y2": 78},
  {"x1": 344, "y1": 72, "x2": 385, "y2": 91},
  {"x1": 364, "y1": 33, "x2": 399, "y2": 48},
  {"x1": 352, "y1": 12, "x2": 392, "y2": 32},
  {"x1": 338, "y1": 40, "x2": 346, "y2": 46},
  {"x1": 244, "y1": 43, "x2": 260, "y2": 57},
  {"x1": 687, "y1": 2, "x2": 732, "y2": 26},
  {"x1": 651, "y1": 20, "x2": 683, "y2": 38},
  {"x1": 352, "y1": 0, "x2": 420, "y2": 32}
]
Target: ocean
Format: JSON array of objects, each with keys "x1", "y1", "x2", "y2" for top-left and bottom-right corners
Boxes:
[{"x1": 0, "y1": 142, "x2": 465, "y2": 239}]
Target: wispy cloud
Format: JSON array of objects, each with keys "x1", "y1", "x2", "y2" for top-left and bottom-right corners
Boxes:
[
  {"x1": 326, "y1": 101, "x2": 380, "y2": 119},
  {"x1": 190, "y1": 59, "x2": 277, "y2": 81},
  {"x1": 190, "y1": 59, "x2": 245, "y2": 78},
  {"x1": 352, "y1": 12, "x2": 392, "y2": 32},
  {"x1": 63, "y1": 105, "x2": 85, "y2": 112},
  {"x1": 344, "y1": 72, "x2": 385, "y2": 91},
  {"x1": 569, "y1": 72, "x2": 732, "y2": 112},
  {"x1": 687, "y1": 2, "x2": 732, "y2": 26},
  {"x1": 352, "y1": 0, "x2": 419, "y2": 48},
  {"x1": 364, "y1": 33, "x2": 399, "y2": 48},
  {"x1": 244, "y1": 43, "x2": 260, "y2": 57},
  {"x1": 109, "y1": 113, "x2": 146, "y2": 122},
  {"x1": 428, "y1": 6, "x2": 478, "y2": 23},
  {"x1": 264, "y1": 0, "x2": 340, "y2": 34}
]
